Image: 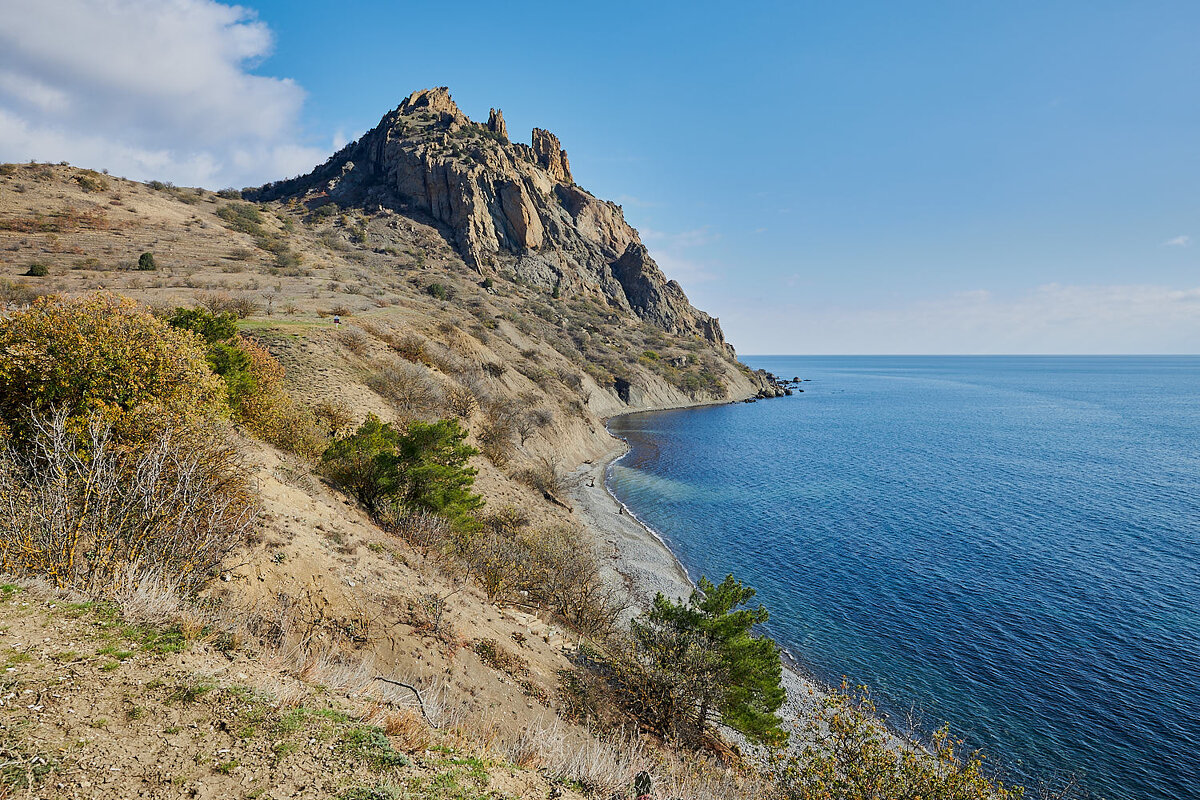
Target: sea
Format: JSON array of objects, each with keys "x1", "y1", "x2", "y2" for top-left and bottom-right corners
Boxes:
[{"x1": 606, "y1": 355, "x2": 1200, "y2": 800}]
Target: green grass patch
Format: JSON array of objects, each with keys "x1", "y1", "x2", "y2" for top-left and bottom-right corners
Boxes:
[
  {"x1": 338, "y1": 725, "x2": 409, "y2": 770},
  {"x1": 125, "y1": 624, "x2": 190, "y2": 655},
  {"x1": 167, "y1": 680, "x2": 215, "y2": 705},
  {"x1": 341, "y1": 786, "x2": 402, "y2": 800},
  {"x1": 4, "y1": 650, "x2": 33, "y2": 666}
]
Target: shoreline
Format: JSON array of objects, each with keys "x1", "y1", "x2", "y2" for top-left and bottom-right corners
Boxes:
[{"x1": 564, "y1": 416, "x2": 824, "y2": 741}]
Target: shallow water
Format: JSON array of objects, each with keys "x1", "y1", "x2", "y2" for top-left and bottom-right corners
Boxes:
[{"x1": 607, "y1": 356, "x2": 1200, "y2": 800}]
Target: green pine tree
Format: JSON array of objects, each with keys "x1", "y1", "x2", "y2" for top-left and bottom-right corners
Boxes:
[
  {"x1": 635, "y1": 574, "x2": 787, "y2": 746},
  {"x1": 321, "y1": 415, "x2": 482, "y2": 529}
]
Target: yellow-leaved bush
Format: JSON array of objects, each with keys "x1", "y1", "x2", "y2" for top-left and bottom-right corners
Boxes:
[
  {"x1": 0, "y1": 293, "x2": 259, "y2": 593},
  {"x1": 0, "y1": 293, "x2": 222, "y2": 446}
]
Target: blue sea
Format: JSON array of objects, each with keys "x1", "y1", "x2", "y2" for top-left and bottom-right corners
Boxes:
[{"x1": 607, "y1": 356, "x2": 1200, "y2": 800}]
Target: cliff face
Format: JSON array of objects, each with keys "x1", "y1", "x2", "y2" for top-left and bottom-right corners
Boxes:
[{"x1": 250, "y1": 87, "x2": 733, "y2": 355}]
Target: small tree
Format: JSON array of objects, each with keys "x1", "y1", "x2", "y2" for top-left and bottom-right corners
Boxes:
[
  {"x1": 630, "y1": 574, "x2": 787, "y2": 747},
  {"x1": 166, "y1": 307, "x2": 256, "y2": 411},
  {"x1": 321, "y1": 415, "x2": 482, "y2": 529},
  {"x1": 137, "y1": 251, "x2": 157, "y2": 271}
]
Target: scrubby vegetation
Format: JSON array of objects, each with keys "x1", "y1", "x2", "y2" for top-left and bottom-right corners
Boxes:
[
  {"x1": 322, "y1": 414, "x2": 481, "y2": 529},
  {"x1": 774, "y1": 683, "x2": 1023, "y2": 800},
  {"x1": 0, "y1": 295, "x2": 254, "y2": 592},
  {"x1": 0, "y1": 166, "x2": 1029, "y2": 800},
  {"x1": 0, "y1": 294, "x2": 222, "y2": 446},
  {"x1": 625, "y1": 575, "x2": 787, "y2": 747}
]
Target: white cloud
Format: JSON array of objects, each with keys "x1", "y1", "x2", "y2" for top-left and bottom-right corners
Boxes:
[
  {"x1": 640, "y1": 226, "x2": 721, "y2": 283},
  {"x1": 0, "y1": 0, "x2": 325, "y2": 187},
  {"x1": 724, "y1": 282, "x2": 1200, "y2": 354},
  {"x1": 1163, "y1": 235, "x2": 1191, "y2": 247}
]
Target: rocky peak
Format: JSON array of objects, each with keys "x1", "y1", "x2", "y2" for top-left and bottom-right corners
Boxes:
[
  {"x1": 531, "y1": 128, "x2": 572, "y2": 185},
  {"x1": 397, "y1": 86, "x2": 464, "y2": 121},
  {"x1": 247, "y1": 88, "x2": 732, "y2": 353},
  {"x1": 487, "y1": 108, "x2": 508, "y2": 142}
]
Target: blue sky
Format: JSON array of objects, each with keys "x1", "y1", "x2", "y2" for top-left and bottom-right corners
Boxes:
[{"x1": 1, "y1": 1, "x2": 1197, "y2": 353}]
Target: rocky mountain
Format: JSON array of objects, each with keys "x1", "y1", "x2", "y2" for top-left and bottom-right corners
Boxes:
[{"x1": 249, "y1": 88, "x2": 735, "y2": 356}]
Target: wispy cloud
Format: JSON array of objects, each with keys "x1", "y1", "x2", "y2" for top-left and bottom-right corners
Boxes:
[
  {"x1": 0, "y1": 0, "x2": 326, "y2": 187},
  {"x1": 1163, "y1": 235, "x2": 1191, "y2": 247},
  {"x1": 613, "y1": 194, "x2": 661, "y2": 208},
  {"x1": 723, "y1": 282, "x2": 1200, "y2": 354},
  {"x1": 641, "y1": 226, "x2": 720, "y2": 248},
  {"x1": 640, "y1": 226, "x2": 722, "y2": 284}
]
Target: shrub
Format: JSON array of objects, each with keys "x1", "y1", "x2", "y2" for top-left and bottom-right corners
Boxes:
[
  {"x1": 426, "y1": 283, "x2": 448, "y2": 300},
  {"x1": 216, "y1": 202, "x2": 266, "y2": 235},
  {"x1": 166, "y1": 307, "x2": 253, "y2": 409},
  {"x1": 75, "y1": 173, "x2": 109, "y2": 193},
  {"x1": 773, "y1": 683, "x2": 1023, "y2": 800},
  {"x1": 166, "y1": 306, "x2": 325, "y2": 458},
  {"x1": 514, "y1": 455, "x2": 563, "y2": 498},
  {"x1": 135, "y1": 251, "x2": 156, "y2": 271},
  {"x1": 322, "y1": 415, "x2": 482, "y2": 529},
  {"x1": 275, "y1": 249, "x2": 302, "y2": 269},
  {"x1": 423, "y1": 342, "x2": 463, "y2": 376},
  {"x1": 313, "y1": 399, "x2": 355, "y2": 438},
  {"x1": 0, "y1": 294, "x2": 222, "y2": 447},
  {"x1": 381, "y1": 508, "x2": 452, "y2": 555},
  {"x1": 334, "y1": 325, "x2": 370, "y2": 356},
  {"x1": 253, "y1": 399, "x2": 328, "y2": 461},
  {"x1": 366, "y1": 359, "x2": 441, "y2": 419},
  {"x1": 519, "y1": 523, "x2": 622, "y2": 635},
  {"x1": 0, "y1": 411, "x2": 258, "y2": 593},
  {"x1": 198, "y1": 291, "x2": 259, "y2": 319},
  {"x1": 167, "y1": 306, "x2": 239, "y2": 344},
  {"x1": 444, "y1": 383, "x2": 477, "y2": 419},
  {"x1": 477, "y1": 416, "x2": 515, "y2": 467},
  {"x1": 458, "y1": 518, "x2": 620, "y2": 635},
  {"x1": 24, "y1": 263, "x2": 48, "y2": 277},
  {"x1": 461, "y1": 527, "x2": 528, "y2": 601}
]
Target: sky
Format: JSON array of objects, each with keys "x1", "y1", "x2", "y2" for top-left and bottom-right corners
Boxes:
[{"x1": 1, "y1": 0, "x2": 1197, "y2": 354}]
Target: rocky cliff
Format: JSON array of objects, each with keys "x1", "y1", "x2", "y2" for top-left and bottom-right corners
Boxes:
[{"x1": 250, "y1": 87, "x2": 734, "y2": 355}]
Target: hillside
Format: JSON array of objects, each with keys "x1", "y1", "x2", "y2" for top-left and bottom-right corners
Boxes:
[{"x1": 0, "y1": 90, "x2": 784, "y2": 799}]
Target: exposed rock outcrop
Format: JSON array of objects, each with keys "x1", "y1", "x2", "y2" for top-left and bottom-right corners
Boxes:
[
  {"x1": 531, "y1": 128, "x2": 572, "y2": 184},
  {"x1": 610, "y1": 242, "x2": 731, "y2": 355},
  {"x1": 487, "y1": 108, "x2": 508, "y2": 141},
  {"x1": 249, "y1": 87, "x2": 732, "y2": 352}
]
